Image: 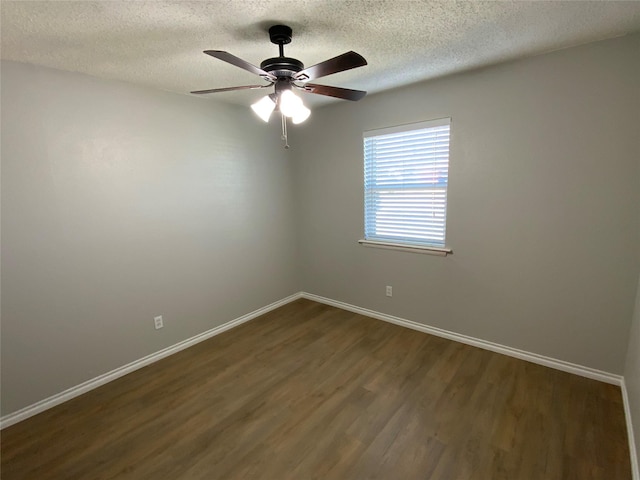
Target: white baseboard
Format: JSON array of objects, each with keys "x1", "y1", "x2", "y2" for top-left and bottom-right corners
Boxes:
[
  {"x1": 300, "y1": 292, "x2": 623, "y2": 386},
  {"x1": 0, "y1": 292, "x2": 303, "y2": 430},
  {"x1": 622, "y1": 379, "x2": 640, "y2": 480}
]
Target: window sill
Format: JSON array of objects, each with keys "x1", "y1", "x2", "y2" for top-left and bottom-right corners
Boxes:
[{"x1": 358, "y1": 239, "x2": 452, "y2": 256}]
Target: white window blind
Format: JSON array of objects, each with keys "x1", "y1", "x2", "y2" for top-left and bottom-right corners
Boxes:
[{"x1": 364, "y1": 118, "x2": 451, "y2": 248}]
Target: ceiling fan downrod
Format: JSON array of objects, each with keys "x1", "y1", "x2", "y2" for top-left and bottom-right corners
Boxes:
[
  {"x1": 268, "y1": 24, "x2": 292, "y2": 57},
  {"x1": 260, "y1": 25, "x2": 304, "y2": 78}
]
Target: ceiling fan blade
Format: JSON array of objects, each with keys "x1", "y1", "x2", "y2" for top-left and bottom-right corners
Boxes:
[
  {"x1": 300, "y1": 83, "x2": 367, "y2": 101},
  {"x1": 191, "y1": 84, "x2": 271, "y2": 94},
  {"x1": 203, "y1": 50, "x2": 277, "y2": 81},
  {"x1": 293, "y1": 51, "x2": 367, "y2": 82}
]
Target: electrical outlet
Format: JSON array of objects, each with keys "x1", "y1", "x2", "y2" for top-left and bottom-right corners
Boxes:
[
  {"x1": 154, "y1": 315, "x2": 163, "y2": 330},
  {"x1": 386, "y1": 286, "x2": 393, "y2": 297}
]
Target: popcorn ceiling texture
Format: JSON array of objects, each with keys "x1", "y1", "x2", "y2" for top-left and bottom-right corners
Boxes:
[{"x1": 1, "y1": 0, "x2": 640, "y2": 106}]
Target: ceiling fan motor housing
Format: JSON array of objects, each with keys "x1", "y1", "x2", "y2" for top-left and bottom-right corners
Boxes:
[{"x1": 260, "y1": 57, "x2": 304, "y2": 78}]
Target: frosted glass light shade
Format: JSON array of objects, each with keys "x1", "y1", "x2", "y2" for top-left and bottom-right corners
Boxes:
[
  {"x1": 279, "y1": 90, "x2": 303, "y2": 118},
  {"x1": 251, "y1": 95, "x2": 276, "y2": 122},
  {"x1": 292, "y1": 105, "x2": 311, "y2": 124}
]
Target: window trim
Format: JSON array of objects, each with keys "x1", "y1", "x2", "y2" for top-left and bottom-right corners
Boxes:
[
  {"x1": 358, "y1": 239, "x2": 452, "y2": 256},
  {"x1": 360, "y1": 117, "x2": 452, "y2": 255},
  {"x1": 363, "y1": 117, "x2": 450, "y2": 139}
]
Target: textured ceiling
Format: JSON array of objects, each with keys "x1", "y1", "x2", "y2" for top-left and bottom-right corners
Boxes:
[{"x1": 2, "y1": 1, "x2": 640, "y2": 107}]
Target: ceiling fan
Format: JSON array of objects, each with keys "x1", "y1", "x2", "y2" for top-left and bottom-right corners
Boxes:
[{"x1": 191, "y1": 25, "x2": 367, "y2": 146}]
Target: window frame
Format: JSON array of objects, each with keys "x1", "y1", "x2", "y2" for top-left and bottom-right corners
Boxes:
[{"x1": 359, "y1": 118, "x2": 453, "y2": 256}]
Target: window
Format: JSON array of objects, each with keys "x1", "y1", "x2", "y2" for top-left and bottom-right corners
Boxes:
[{"x1": 361, "y1": 118, "x2": 452, "y2": 255}]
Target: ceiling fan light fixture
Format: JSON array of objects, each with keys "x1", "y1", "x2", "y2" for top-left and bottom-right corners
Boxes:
[
  {"x1": 279, "y1": 89, "x2": 303, "y2": 118},
  {"x1": 291, "y1": 104, "x2": 311, "y2": 124},
  {"x1": 250, "y1": 95, "x2": 276, "y2": 122}
]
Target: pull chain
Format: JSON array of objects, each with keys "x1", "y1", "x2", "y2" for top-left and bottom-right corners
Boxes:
[{"x1": 281, "y1": 114, "x2": 290, "y2": 149}]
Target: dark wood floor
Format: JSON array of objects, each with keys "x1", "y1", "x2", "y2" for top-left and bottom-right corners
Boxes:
[{"x1": 1, "y1": 299, "x2": 631, "y2": 479}]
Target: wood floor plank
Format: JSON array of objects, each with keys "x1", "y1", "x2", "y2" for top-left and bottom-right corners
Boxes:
[{"x1": 1, "y1": 299, "x2": 632, "y2": 479}]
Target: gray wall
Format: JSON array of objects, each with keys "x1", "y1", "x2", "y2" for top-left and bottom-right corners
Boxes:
[
  {"x1": 625, "y1": 274, "x2": 640, "y2": 467},
  {"x1": 295, "y1": 34, "x2": 640, "y2": 374},
  {"x1": 1, "y1": 61, "x2": 298, "y2": 415}
]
